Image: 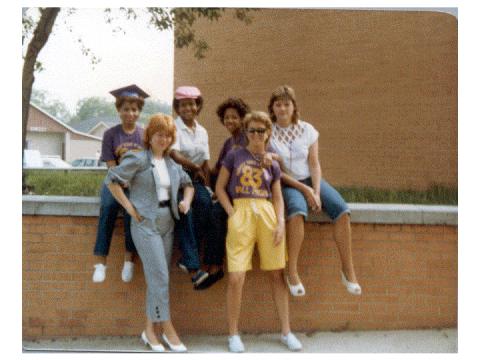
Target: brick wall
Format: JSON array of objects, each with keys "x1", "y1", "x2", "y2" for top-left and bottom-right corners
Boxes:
[
  {"x1": 174, "y1": 9, "x2": 457, "y2": 190},
  {"x1": 23, "y1": 214, "x2": 457, "y2": 338}
]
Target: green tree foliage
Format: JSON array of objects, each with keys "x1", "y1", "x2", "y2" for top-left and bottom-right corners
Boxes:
[
  {"x1": 139, "y1": 99, "x2": 172, "y2": 124},
  {"x1": 69, "y1": 97, "x2": 117, "y2": 125},
  {"x1": 67, "y1": 96, "x2": 171, "y2": 126},
  {"x1": 22, "y1": 7, "x2": 256, "y2": 191},
  {"x1": 30, "y1": 89, "x2": 72, "y2": 122}
]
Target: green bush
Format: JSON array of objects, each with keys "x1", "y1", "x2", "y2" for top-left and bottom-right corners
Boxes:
[
  {"x1": 336, "y1": 184, "x2": 457, "y2": 205},
  {"x1": 24, "y1": 170, "x2": 106, "y2": 196},
  {"x1": 23, "y1": 170, "x2": 457, "y2": 205}
]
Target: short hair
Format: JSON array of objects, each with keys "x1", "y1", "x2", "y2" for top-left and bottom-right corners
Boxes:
[
  {"x1": 243, "y1": 111, "x2": 273, "y2": 145},
  {"x1": 115, "y1": 96, "x2": 145, "y2": 111},
  {"x1": 216, "y1": 97, "x2": 251, "y2": 124},
  {"x1": 143, "y1": 113, "x2": 176, "y2": 153},
  {"x1": 267, "y1": 85, "x2": 300, "y2": 124},
  {"x1": 172, "y1": 96, "x2": 204, "y2": 115}
]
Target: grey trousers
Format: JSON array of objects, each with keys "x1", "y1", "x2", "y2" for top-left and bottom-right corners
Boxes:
[{"x1": 131, "y1": 207, "x2": 174, "y2": 322}]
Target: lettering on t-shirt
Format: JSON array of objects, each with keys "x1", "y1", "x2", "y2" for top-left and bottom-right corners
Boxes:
[
  {"x1": 115, "y1": 142, "x2": 143, "y2": 161},
  {"x1": 234, "y1": 160, "x2": 270, "y2": 197}
]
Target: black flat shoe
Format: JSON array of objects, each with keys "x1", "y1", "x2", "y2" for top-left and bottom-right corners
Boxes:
[{"x1": 194, "y1": 269, "x2": 224, "y2": 290}]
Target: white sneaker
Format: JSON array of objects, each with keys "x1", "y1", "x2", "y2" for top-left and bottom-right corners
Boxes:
[
  {"x1": 121, "y1": 261, "x2": 134, "y2": 282},
  {"x1": 228, "y1": 335, "x2": 245, "y2": 353},
  {"x1": 92, "y1": 264, "x2": 106, "y2": 283},
  {"x1": 281, "y1": 332, "x2": 302, "y2": 351}
]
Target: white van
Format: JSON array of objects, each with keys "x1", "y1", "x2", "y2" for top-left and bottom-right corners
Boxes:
[{"x1": 23, "y1": 149, "x2": 43, "y2": 168}]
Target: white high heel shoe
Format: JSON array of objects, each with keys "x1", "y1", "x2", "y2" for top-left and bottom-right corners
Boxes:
[
  {"x1": 341, "y1": 272, "x2": 362, "y2": 295},
  {"x1": 141, "y1": 331, "x2": 165, "y2": 352},
  {"x1": 285, "y1": 275, "x2": 306, "y2": 297},
  {"x1": 162, "y1": 333, "x2": 187, "y2": 352}
]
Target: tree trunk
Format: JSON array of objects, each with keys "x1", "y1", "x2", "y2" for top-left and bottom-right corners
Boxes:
[{"x1": 22, "y1": 8, "x2": 59, "y2": 192}]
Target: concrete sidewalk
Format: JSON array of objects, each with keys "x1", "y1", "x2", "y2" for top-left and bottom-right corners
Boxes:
[{"x1": 23, "y1": 329, "x2": 457, "y2": 353}]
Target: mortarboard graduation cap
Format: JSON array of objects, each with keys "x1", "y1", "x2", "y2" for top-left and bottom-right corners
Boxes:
[{"x1": 109, "y1": 84, "x2": 150, "y2": 99}]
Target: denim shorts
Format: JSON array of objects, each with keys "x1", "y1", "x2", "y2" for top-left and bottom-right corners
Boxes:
[{"x1": 282, "y1": 178, "x2": 350, "y2": 222}]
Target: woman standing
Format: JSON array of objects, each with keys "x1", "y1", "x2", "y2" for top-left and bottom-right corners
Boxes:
[
  {"x1": 216, "y1": 111, "x2": 302, "y2": 352},
  {"x1": 268, "y1": 85, "x2": 361, "y2": 296},
  {"x1": 105, "y1": 114, "x2": 193, "y2": 352},
  {"x1": 92, "y1": 85, "x2": 148, "y2": 283}
]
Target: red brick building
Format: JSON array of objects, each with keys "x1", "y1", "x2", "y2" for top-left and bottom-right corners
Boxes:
[{"x1": 174, "y1": 9, "x2": 457, "y2": 190}]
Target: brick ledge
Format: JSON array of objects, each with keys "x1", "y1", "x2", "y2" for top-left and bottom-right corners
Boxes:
[{"x1": 22, "y1": 195, "x2": 457, "y2": 225}]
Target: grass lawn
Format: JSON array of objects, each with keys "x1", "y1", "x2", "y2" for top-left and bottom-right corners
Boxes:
[{"x1": 23, "y1": 170, "x2": 457, "y2": 205}]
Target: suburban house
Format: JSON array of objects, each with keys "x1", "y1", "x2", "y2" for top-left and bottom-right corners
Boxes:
[
  {"x1": 26, "y1": 103, "x2": 102, "y2": 162},
  {"x1": 71, "y1": 116, "x2": 119, "y2": 138}
]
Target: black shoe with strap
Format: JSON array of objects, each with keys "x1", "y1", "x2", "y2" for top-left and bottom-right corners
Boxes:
[{"x1": 194, "y1": 269, "x2": 224, "y2": 290}]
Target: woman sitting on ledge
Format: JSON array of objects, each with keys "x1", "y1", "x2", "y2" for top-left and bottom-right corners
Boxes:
[
  {"x1": 267, "y1": 85, "x2": 361, "y2": 296},
  {"x1": 105, "y1": 114, "x2": 193, "y2": 352}
]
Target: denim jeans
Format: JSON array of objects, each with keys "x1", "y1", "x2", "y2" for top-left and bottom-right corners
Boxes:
[
  {"x1": 175, "y1": 180, "x2": 224, "y2": 270},
  {"x1": 282, "y1": 178, "x2": 351, "y2": 222},
  {"x1": 93, "y1": 183, "x2": 136, "y2": 256}
]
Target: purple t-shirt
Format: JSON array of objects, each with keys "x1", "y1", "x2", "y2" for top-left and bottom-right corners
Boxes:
[
  {"x1": 214, "y1": 132, "x2": 248, "y2": 172},
  {"x1": 221, "y1": 147, "x2": 281, "y2": 200},
  {"x1": 100, "y1": 124, "x2": 144, "y2": 164}
]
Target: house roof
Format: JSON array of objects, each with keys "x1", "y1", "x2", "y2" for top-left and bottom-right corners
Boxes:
[
  {"x1": 29, "y1": 103, "x2": 102, "y2": 141},
  {"x1": 72, "y1": 116, "x2": 119, "y2": 134}
]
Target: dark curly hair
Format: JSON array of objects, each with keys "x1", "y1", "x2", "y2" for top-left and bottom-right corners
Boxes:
[{"x1": 216, "y1": 97, "x2": 251, "y2": 124}]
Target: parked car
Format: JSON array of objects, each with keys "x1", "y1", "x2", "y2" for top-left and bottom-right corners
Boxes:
[
  {"x1": 23, "y1": 150, "x2": 73, "y2": 169},
  {"x1": 41, "y1": 156, "x2": 72, "y2": 169},
  {"x1": 71, "y1": 157, "x2": 106, "y2": 168},
  {"x1": 23, "y1": 149, "x2": 43, "y2": 168}
]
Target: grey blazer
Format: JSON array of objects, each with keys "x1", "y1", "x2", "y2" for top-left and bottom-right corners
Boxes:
[{"x1": 104, "y1": 149, "x2": 192, "y2": 220}]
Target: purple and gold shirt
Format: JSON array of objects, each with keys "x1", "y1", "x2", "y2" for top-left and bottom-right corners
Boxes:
[
  {"x1": 100, "y1": 124, "x2": 144, "y2": 164},
  {"x1": 214, "y1": 132, "x2": 248, "y2": 172},
  {"x1": 221, "y1": 148, "x2": 281, "y2": 200}
]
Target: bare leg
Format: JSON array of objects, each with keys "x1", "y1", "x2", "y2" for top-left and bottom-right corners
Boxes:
[
  {"x1": 286, "y1": 215, "x2": 304, "y2": 285},
  {"x1": 145, "y1": 319, "x2": 161, "y2": 345},
  {"x1": 124, "y1": 251, "x2": 134, "y2": 262},
  {"x1": 269, "y1": 270, "x2": 291, "y2": 336},
  {"x1": 94, "y1": 255, "x2": 106, "y2": 265},
  {"x1": 227, "y1": 271, "x2": 246, "y2": 335},
  {"x1": 333, "y1": 213, "x2": 358, "y2": 283},
  {"x1": 160, "y1": 320, "x2": 182, "y2": 345}
]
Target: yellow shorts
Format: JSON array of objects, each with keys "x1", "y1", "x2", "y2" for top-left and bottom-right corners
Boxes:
[{"x1": 226, "y1": 198, "x2": 286, "y2": 272}]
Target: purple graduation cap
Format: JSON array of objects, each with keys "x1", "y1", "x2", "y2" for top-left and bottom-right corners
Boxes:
[{"x1": 109, "y1": 84, "x2": 150, "y2": 99}]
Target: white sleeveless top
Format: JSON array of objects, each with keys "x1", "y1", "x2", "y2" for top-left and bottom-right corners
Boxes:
[
  {"x1": 152, "y1": 157, "x2": 171, "y2": 201},
  {"x1": 269, "y1": 120, "x2": 319, "y2": 180}
]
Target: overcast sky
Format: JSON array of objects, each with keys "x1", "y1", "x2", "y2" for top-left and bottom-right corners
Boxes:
[
  {"x1": 28, "y1": 6, "x2": 457, "y2": 115},
  {"x1": 30, "y1": 8, "x2": 174, "y2": 112}
]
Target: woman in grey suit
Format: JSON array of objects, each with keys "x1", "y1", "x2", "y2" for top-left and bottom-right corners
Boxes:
[{"x1": 105, "y1": 113, "x2": 194, "y2": 352}]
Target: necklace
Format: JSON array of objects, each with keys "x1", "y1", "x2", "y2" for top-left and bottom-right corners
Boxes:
[{"x1": 246, "y1": 148, "x2": 265, "y2": 163}]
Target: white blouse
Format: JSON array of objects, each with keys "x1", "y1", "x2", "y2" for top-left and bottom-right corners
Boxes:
[
  {"x1": 152, "y1": 157, "x2": 171, "y2": 201},
  {"x1": 269, "y1": 120, "x2": 319, "y2": 180},
  {"x1": 171, "y1": 116, "x2": 210, "y2": 165}
]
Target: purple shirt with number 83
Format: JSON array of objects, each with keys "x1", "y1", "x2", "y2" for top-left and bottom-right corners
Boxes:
[{"x1": 221, "y1": 147, "x2": 281, "y2": 200}]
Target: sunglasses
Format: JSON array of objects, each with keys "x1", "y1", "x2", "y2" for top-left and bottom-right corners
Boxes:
[{"x1": 247, "y1": 127, "x2": 267, "y2": 134}]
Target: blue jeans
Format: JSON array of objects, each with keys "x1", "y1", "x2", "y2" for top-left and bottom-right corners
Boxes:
[
  {"x1": 93, "y1": 183, "x2": 136, "y2": 256},
  {"x1": 175, "y1": 180, "x2": 224, "y2": 270},
  {"x1": 282, "y1": 178, "x2": 351, "y2": 222}
]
